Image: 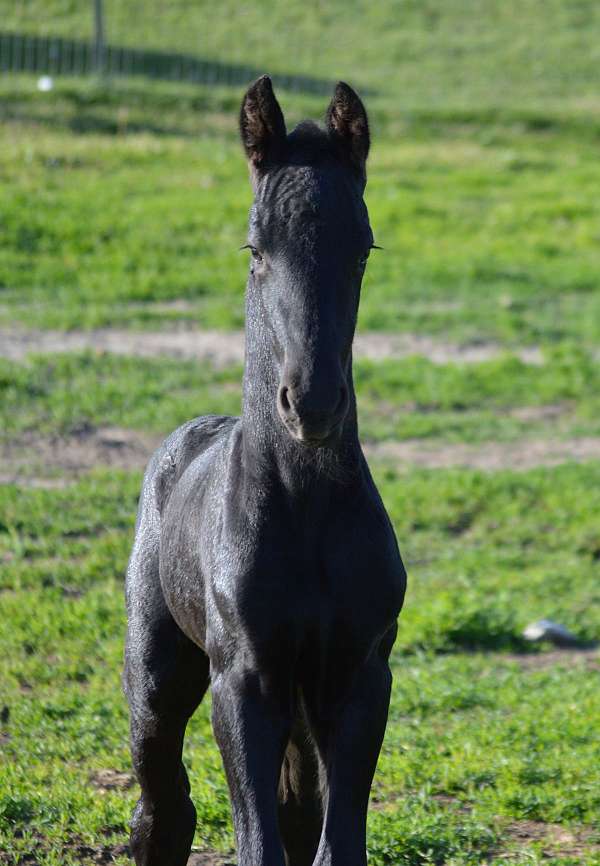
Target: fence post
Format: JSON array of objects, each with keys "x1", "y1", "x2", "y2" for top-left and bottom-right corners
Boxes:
[{"x1": 93, "y1": 0, "x2": 106, "y2": 77}]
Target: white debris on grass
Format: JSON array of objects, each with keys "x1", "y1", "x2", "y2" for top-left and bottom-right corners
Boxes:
[
  {"x1": 37, "y1": 76, "x2": 54, "y2": 92},
  {"x1": 523, "y1": 619, "x2": 582, "y2": 647}
]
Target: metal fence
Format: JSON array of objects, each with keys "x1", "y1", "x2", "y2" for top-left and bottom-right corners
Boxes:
[{"x1": 0, "y1": 30, "x2": 334, "y2": 95}]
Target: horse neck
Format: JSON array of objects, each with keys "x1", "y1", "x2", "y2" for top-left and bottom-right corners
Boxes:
[{"x1": 240, "y1": 282, "x2": 361, "y2": 492}]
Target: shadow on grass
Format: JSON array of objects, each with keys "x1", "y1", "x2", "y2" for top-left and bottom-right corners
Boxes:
[
  {"x1": 0, "y1": 104, "x2": 213, "y2": 138},
  {"x1": 0, "y1": 83, "x2": 248, "y2": 138},
  {"x1": 370, "y1": 103, "x2": 600, "y2": 146}
]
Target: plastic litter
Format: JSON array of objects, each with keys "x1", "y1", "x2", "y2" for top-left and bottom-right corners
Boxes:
[{"x1": 522, "y1": 619, "x2": 582, "y2": 647}]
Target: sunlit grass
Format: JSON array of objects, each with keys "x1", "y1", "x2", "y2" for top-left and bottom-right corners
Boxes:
[{"x1": 1, "y1": 465, "x2": 599, "y2": 864}]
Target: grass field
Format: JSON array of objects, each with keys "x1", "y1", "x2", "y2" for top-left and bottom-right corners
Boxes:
[
  {"x1": 6, "y1": 0, "x2": 600, "y2": 111},
  {"x1": 2, "y1": 467, "x2": 600, "y2": 865},
  {"x1": 4, "y1": 77, "x2": 600, "y2": 341},
  {"x1": 1, "y1": 2, "x2": 600, "y2": 863}
]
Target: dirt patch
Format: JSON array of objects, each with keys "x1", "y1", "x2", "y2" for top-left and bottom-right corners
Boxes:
[
  {"x1": 188, "y1": 854, "x2": 235, "y2": 866},
  {"x1": 70, "y1": 843, "x2": 130, "y2": 865},
  {"x1": 68, "y1": 845, "x2": 233, "y2": 866},
  {"x1": 508, "y1": 403, "x2": 572, "y2": 422},
  {"x1": 504, "y1": 648, "x2": 600, "y2": 671},
  {"x1": 3, "y1": 428, "x2": 600, "y2": 484},
  {"x1": 90, "y1": 769, "x2": 134, "y2": 792},
  {"x1": 0, "y1": 843, "x2": 130, "y2": 866},
  {"x1": 431, "y1": 792, "x2": 472, "y2": 814},
  {"x1": 0, "y1": 326, "x2": 246, "y2": 368},
  {"x1": 0, "y1": 475, "x2": 73, "y2": 489},
  {"x1": 0, "y1": 326, "x2": 544, "y2": 367},
  {"x1": 0, "y1": 427, "x2": 161, "y2": 483},
  {"x1": 371, "y1": 790, "x2": 472, "y2": 814},
  {"x1": 368, "y1": 436, "x2": 600, "y2": 470},
  {"x1": 0, "y1": 842, "x2": 233, "y2": 865},
  {"x1": 355, "y1": 332, "x2": 543, "y2": 365},
  {"x1": 499, "y1": 819, "x2": 599, "y2": 861}
]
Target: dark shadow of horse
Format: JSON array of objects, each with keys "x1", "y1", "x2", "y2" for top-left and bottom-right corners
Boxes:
[{"x1": 124, "y1": 75, "x2": 406, "y2": 866}]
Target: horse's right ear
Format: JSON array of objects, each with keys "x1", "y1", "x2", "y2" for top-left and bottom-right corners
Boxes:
[{"x1": 240, "y1": 76, "x2": 287, "y2": 170}]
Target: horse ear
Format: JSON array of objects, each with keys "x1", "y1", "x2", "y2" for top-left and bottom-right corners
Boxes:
[
  {"x1": 325, "y1": 81, "x2": 370, "y2": 172},
  {"x1": 240, "y1": 75, "x2": 287, "y2": 169}
]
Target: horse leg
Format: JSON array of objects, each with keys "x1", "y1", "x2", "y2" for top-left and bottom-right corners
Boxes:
[
  {"x1": 278, "y1": 707, "x2": 324, "y2": 866},
  {"x1": 308, "y1": 628, "x2": 397, "y2": 866},
  {"x1": 124, "y1": 575, "x2": 210, "y2": 866},
  {"x1": 210, "y1": 666, "x2": 292, "y2": 866}
]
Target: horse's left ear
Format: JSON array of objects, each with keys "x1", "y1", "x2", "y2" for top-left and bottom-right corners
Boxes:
[{"x1": 325, "y1": 82, "x2": 370, "y2": 172}]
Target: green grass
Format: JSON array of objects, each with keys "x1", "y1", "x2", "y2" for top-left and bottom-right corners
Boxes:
[
  {"x1": 6, "y1": 0, "x2": 600, "y2": 113},
  {"x1": 0, "y1": 353, "x2": 243, "y2": 440},
  {"x1": 3, "y1": 77, "x2": 600, "y2": 341},
  {"x1": 1, "y1": 465, "x2": 599, "y2": 865}
]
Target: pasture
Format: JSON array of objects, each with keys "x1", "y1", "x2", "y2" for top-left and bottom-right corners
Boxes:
[{"x1": 1, "y1": 3, "x2": 600, "y2": 862}]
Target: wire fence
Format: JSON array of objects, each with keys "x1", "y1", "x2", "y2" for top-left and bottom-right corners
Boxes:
[
  {"x1": 0, "y1": 30, "x2": 334, "y2": 94},
  {"x1": 0, "y1": 1, "x2": 344, "y2": 95}
]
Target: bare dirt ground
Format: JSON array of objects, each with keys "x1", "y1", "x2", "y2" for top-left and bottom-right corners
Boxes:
[
  {"x1": 499, "y1": 818, "x2": 599, "y2": 861},
  {"x1": 0, "y1": 326, "x2": 545, "y2": 366},
  {"x1": 187, "y1": 855, "x2": 234, "y2": 866},
  {"x1": 3, "y1": 427, "x2": 600, "y2": 486},
  {"x1": 9, "y1": 820, "x2": 596, "y2": 866},
  {"x1": 0, "y1": 845, "x2": 233, "y2": 866},
  {"x1": 0, "y1": 428, "x2": 159, "y2": 487},
  {"x1": 504, "y1": 648, "x2": 600, "y2": 671},
  {"x1": 8, "y1": 844, "x2": 129, "y2": 866},
  {"x1": 367, "y1": 436, "x2": 600, "y2": 470}
]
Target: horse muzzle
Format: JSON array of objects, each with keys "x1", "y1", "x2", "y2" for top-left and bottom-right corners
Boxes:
[{"x1": 277, "y1": 379, "x2": 349, "y2": 447}]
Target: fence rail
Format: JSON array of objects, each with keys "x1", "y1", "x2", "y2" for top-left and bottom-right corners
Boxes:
[{"x1": 0, "y1": 31, "x2": 335, "y2": 95}]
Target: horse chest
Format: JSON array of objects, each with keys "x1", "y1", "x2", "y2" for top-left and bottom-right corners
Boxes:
[
  {"x1": 159, "y1": 437, "x2": 404, "y2": 661},
  {"x1": 202, "y1": 497, "x2": 404, "y2": 664}
]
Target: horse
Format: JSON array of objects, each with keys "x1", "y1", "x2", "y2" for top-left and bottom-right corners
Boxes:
[{"x1": 124, "y1": 75, "x2": 406, "y2": 866}]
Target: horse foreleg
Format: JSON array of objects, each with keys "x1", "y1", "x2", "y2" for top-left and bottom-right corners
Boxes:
[
  {"x1": 125, "y1": 572, "x2": 210, "y2": 866},
  {"x1": 309, "y1": 630, "x2": 396, "y2": 866},
  {"x1": 211, "y1": 665, "x2": 292, "y2": 866}
]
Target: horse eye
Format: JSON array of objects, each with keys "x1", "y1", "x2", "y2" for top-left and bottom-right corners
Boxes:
[
  {"x1": 358, "y1": 252, "x2": 370, "y2": 268},
  {"x1": 241, "y1": 244, "x2": 263, "y2": 264}
]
